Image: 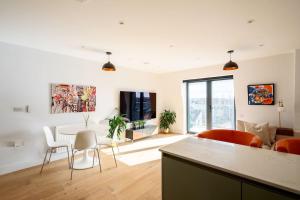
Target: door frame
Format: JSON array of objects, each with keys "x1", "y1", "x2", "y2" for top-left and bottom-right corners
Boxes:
[{"x1": 184, "y1": 75, "x2": 235, "y2": 134}]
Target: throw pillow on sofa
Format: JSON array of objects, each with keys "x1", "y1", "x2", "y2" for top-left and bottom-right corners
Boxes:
[
  {"x1": 269, "y1": 126, "x2": 277, "y2": 144},
  {"x1": 244, "y1": 122, "x2": 271, "y2": 147},
  {"x1": 237, "y1": 120, "x2": 277, "y2": 145},
  {"x1": 237, "y1": 120, "x2": 246, "y2": 132}
]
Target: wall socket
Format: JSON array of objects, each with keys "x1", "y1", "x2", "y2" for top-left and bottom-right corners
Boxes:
[
  {"x1": 13, "y1": 140, "x2": 24, "y2": 148},
  {"x1": 13, "y1": 105, "x2": 30, "y2": 113}
]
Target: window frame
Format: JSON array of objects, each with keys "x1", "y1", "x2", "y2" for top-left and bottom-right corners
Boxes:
[{"x1": 184, "y1": 75, "x2": 236, "y2": 134}]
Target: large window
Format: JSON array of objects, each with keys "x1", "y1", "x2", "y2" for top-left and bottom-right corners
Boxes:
[{"x1": 185, "y1": 76, "x2": 235, "y2": 133}]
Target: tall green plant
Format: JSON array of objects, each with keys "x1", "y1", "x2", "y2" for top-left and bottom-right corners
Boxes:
[
  {"x1": 159, "y1": 110, "x2": 176, "y2": 130},
  {"x1": 107, "y1": 115, "x2": 127, "y2": 139}
]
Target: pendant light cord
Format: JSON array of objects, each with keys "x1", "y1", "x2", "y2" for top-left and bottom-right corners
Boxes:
[
  {"x1": 228, "y1": 50, "x2": 234, "y2": 61},
  {"x1": 106, "y1": 52, "x2": 112, "y2": 62}
]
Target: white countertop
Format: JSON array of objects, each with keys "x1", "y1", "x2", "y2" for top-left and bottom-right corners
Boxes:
[{"x1": 159, "y1": 136, "x2": 300, "y2": 195}]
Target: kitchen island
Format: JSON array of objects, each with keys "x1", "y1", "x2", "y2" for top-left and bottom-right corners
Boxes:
[{"x1": 159, "y1": 136, "x2": 300, "y2": 200}]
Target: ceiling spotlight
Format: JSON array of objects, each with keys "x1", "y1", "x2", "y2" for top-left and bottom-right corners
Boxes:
[
  {"x1": 75, "y1": 0, "x2": 89, "y2": 3},
  {"x1": 102, "y1": 52, "x2": 116, "y2": 71},
  {"x1": 223, "y1": 50, "x2": 238, "y2": 71},
  {"x1": 247, "y1": 19, "x2": 255, "y2": 24}
]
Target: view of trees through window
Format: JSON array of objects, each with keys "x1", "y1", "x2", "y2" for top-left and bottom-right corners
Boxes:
[
  {"x1": 187, "y1": 77, "x2": 235, "y2": 133},
  {"x1": 211, "y1": 80, "x2": 235, "y2": 129},
  {"x1": 188, "y1": 82, "x2": 207, "y2": 132}
]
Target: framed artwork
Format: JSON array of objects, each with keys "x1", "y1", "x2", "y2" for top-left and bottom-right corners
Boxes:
[
  {"x1": 51, "y1": 84, "x2": 96, "y2": 113},
  {"x1": 247, "y1": 84, "x2": 275, "y2": 105}
]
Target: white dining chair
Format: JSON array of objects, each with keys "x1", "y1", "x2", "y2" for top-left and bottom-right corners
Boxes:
[
  {"x1": 40, "y1": 126, "x2": 70, "y2": 174},
  {"x1": 71, "y1": 130, "x2": 101, "y2": 180},
  {"x1": 97, "y1": 136, "x2": 118, "y2": 167},
  {"x1": 110, "y1": 126, "x2": 121, "y2": 153},
  {"x1": 97, "y1": 126, "x2": 120, "y2": 167}
]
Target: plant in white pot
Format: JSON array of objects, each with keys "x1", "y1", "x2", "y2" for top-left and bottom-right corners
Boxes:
[{"x1": 159, "y1": 110, "x2": 176, "y2": 133}]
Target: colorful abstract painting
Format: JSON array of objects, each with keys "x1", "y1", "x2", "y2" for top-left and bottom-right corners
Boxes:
[
  {"x1": 51, "y1": 84, "x2": 96, "y2": 113},
  {"x1": 248, "y1": 84, "x2": 274, "y2": 105}
]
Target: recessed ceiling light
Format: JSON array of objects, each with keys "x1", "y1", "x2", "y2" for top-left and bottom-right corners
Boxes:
[
  {"x1": 75, "y1": 0, "x2": 89, "y2": 3},
  {"x1": 247, "y1": 19, "x2": 255, "y2": 24},
  {"x1": 119, "y1": 21, "x2": 125, "y2": 25}
]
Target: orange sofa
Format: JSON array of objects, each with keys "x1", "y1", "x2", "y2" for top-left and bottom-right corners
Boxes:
[
  {"x1": 275, "y1": 138, "x2": 300, "y2": 155},
  {"x1": 197, "y1": 129, "x2": 262, "y2": 148}
]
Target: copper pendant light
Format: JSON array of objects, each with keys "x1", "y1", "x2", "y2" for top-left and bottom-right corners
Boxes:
[
  {"x1": 223, "y1": 50, "x2": 238, "y2": 70},
  {"x1": 102, "y1": 52, "x2": 116, "y2": 71}
]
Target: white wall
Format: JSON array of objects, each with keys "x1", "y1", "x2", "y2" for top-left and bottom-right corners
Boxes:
[
  {"x1": 159, "y1": 53, "x2": 295, "y2": 133},
  {"x1": 294, "y1": 49, "x2": 300, "y2": 131},
  {"x1": 0, "y1": 41, "x2": 298, "y2": 175},
  {"x1": 0, "y1": 42, "x2": 162, "y2": 174}
]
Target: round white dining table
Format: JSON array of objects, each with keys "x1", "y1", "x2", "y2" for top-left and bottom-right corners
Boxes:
[{"x1": 60, "y1": 128, "x2": 99, "y2": 170}]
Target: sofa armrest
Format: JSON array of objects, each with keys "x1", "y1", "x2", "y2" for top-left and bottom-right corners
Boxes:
[
  {"x1": 275, "y1": 145, "x2": 289, "y2": 153},
  {"x1": 275, "y1": 140, "x2": 289, "y2": 153},
  {"x1": 249, "y1": 136, "x2": 263, "y2": 148}
]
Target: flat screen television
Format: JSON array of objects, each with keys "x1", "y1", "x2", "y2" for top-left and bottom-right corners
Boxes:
[{"x1": 120, "y1": 91, "x2": 156, "y2": 122}]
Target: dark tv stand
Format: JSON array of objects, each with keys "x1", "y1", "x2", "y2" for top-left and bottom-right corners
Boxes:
[{"x1": 125, "y1": 125, "x2": 158, "y2": 142}]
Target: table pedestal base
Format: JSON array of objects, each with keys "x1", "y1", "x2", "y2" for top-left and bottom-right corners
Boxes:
[{"x1": 73, "y1": 149, "x2": 98, "y2": 170}]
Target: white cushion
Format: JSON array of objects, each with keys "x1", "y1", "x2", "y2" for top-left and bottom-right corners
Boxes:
[
  {"x1": 236, "y1": 120, "x2": 245, "y2": 132},
  {"x1": 237, "y1": 120, "x2": 277, "y2": 145},
  {"x1": 269, "y1": 126, "x2": 277, "y2": 144},
  {"x1": 244, "y1": 122, "x2": 271, "y2": 147}
]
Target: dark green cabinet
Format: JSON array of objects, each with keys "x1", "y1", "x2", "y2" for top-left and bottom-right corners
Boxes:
[
  {"x1": 162, "y1": 154, "x2": 300, "y2": 200},
  {"x1": 242, "y1": 182, "x2": 297, "y2": 200},
  {"x1": 162, "y1": 155, "x2": 241, "y2": 200}
]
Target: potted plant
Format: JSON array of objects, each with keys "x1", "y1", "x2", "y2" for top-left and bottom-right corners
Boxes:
[
  {"x1": 159, "y1": 110, "x2": 176, "y2": 133},
  {"x1": 132, "y1": 121, "x2": 138, "y2": 130},
  {"x1": 139, "y1": 120, "x2": 146, "y2": 129},
  {"x1": 107, "y1": 115, "x2": 127, "y2": 139}
]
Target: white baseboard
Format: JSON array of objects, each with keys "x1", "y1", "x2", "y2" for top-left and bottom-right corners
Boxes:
[
  {"x1": 0, "y1": 160, "x2": 42, "y2": 175},
  {"x1": 170, "y1": 129, "x2": 187, "y2": 134},
  {"x1": 0, "y1": 152, "x2": 69, "y2": 176}
]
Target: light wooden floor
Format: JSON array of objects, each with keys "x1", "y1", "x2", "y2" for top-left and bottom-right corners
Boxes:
[{"x1": 0, "y1": 134, "x2": 180, "y2": 200}]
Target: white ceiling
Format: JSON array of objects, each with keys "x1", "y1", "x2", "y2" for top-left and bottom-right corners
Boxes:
[{"x1": 0, "y1": 0, "x2": 299, "y2": 73}]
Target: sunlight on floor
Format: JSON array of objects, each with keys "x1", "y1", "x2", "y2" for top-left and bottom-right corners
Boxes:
[{"x1": 101, "y1": 134, "x2": 189, "y2": 166}]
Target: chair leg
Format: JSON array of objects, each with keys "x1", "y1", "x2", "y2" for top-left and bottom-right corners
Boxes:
[
  {"x1": 48, "y1": 148, "x2": 53, "y2": 164},
  {"x1": 71, "y1": 150, "x2": 75, "y2": 168},
  {"x1": 40, "y1": 149, "x2": 49, "y2": 174},
  {"x1": 96, "y1": 148, "x2": 102, "y2": 173},
  {"x1": 92, "y1": 149, "x2": 96, "y2": 167},
  {"x1": 115, "y1": 143, "x2": 120, "y2": 153},
  {"x1": 111, "y1": 146, "x2": 118, "y2": 167},
  {"x1": 70, "y1": 150, "x2": 75, "y2": 180},
  {"x1": 66, "y1": 146, "x2": 70, "y2": 169}
]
